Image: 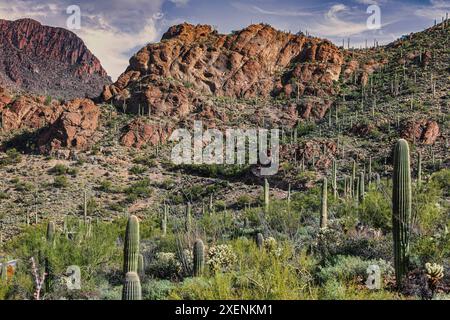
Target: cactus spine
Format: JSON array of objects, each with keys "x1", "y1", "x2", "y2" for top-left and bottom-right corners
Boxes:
[
  {"x1": 320, "y1": 178, "x2": 328, "y2": 229},
  {"x1": 264, "y1": 178, "x2": 270, "y2": 213},
  {"x1": 392, "y1": 139, "x2": 412, "y2": 286},
  {"x1": 122, "y1": 272, "x2": 142, "y2": 300},
  {"x1": 123, "y1": 215, "x2": 140, "y2": 274},
  {"x1": 193, "y1": 239, "x2": 205, "y2": 277}
]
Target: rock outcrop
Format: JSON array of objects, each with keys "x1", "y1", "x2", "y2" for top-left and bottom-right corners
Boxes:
[
  {"x1": 0, "y1": 18, "x2": 111, "y2": 100},
  {"x1": 103, "y1": 23, "x2": 344, "y2": 124},
  {"x1": 36, "y1": 99, "x2": 100, "y2": 154},
  {"x1": 401, "y1": 120, "x2": 440, "y2": 145}
]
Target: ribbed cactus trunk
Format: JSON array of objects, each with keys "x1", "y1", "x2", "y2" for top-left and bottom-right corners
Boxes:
[
  {"x1": 368, "y1": 157, "x2": 372, "y2": 188},
  {"x1": 137, "y1": 254, "x2": 145, "y2": 278},
  {"x1": 193, "y1": 239, "x2": 205, "y2": 277},
  {"x1": 332, "y1": 159, "x2": 337, "y2": 199},
  {"x1": 123, "y1": 215, "x2": 140, "y2": 274},
  {"x1": 185, "y1": 203, "x2": 192, "y2": 232},
  {"x1": 350, "y1": 160, "x2": 356, "y2": 198},
  {"x1": 417, "y1": 152, "x2": 422, "y2": 186},
  {"x1": 46, "y1": 221, "x2": 55, "y2": 244},
  {"x1": 264, "y1": 179, "x2": 270, "y2": 213},
  {"x1": 256, "y1": 233, "x2": 264, "y2": 250},
  {"x1": 162, "y1": 205, "x2": 168, "y2": 237},
  {"x1": 320, "y1": 178, "x2": 328, "y2": 229},
  {"x1": 122, "y1": 272, "x2": 142, "y2": 300},
  {"x1": 359, "y1": 172, "x2": 365, "y2": 204},
  {"x1": 392, "y1": 139, "x2": 412, "y2": 287}
]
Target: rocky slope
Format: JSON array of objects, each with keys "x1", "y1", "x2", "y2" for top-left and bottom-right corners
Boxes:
[
  {"x1": 103, "y1": 23, "x2": 344, "y2": 123},
  {"x1": 0, "y1": 18, "x2": 111, "y2": 100}
]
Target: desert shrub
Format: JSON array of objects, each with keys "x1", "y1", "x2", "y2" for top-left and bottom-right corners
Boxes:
[
  {"x1": 148, "y1": 252, "x2": 182, "y2": 280},
  {"x1": 49, "y1": 164, "x2": 77, "y2": 176},
  {"x1": 53, "y1": 176, "x2": 69, "y2": 188},
  {"x1": 124, "y1": 178, "x2": 152, "y2": 203},
  {"x1": 358, "y1": 189, "x2": 392, "y2": 231},
  {"x1": 142, "y1": 279, "x2": 175, "y2": 300},
  {"x1": 317, "y1": 255, "x2": 394, "y2": 285},
  {"x1": 129, "y1": 165, "x2": 147, "y2": 175},
  {"x1": 0, "y1": 148, "x2": 22, "y2": 166},
  {"x1": 14, "y1": 180, "x2": 34, "y2": 192}
]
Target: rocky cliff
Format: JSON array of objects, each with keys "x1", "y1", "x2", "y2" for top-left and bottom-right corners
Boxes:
[{"x1": 0, "y1": 18, "x2": 111, "y2": 100}]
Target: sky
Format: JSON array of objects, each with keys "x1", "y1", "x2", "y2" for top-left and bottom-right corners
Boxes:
[{"x1": 0, "y1": 0, "x2": 448, "y2": 80}]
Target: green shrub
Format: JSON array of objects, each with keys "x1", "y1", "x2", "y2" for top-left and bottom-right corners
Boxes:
[{"x1": 53, "y1": 176, "x2": 69, "y2": 188}]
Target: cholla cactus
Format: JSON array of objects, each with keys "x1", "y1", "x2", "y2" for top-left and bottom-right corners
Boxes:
[
  {"x1": 206, "y1": 245, "x2": 237, "y2": 273},
  {"x1": 425, "y1": 263, "x2": 444, "y2": 287}
]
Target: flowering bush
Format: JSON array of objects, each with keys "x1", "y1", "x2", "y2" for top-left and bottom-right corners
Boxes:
[{"x1": 206, "y1": 245, "x2": 237, "y2": 273}]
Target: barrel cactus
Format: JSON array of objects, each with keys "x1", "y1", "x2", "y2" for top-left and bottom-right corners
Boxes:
[
  {"x1": 123, "y1": 215, "x2": 140, "y2": 274},
  {"x1": 193, "y1": 239, "x2": 205, "y2": 277},
  {"x1": 46, "y1": 221, "x2": 56, "y2": 244},
  {"x1": 122, "y1": 272, "x2": 142, "y2": 300},
  {"x1": 392, "y1": 139, "x2": 412, "y2": 286}
]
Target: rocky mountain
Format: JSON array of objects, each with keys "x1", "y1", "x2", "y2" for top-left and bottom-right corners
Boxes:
[{"x1": 0, "y1": 18, "x2": 111, "y2": 100}]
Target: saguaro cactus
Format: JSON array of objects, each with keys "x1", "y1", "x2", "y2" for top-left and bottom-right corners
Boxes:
[
  {"x1": 392, "y1": 139, "x2": 412, "y2": 286},
  {"x1": 185, "y1": 203, "x2": 192, "y2": 232},
  {"x1": 256, "y1": 233, "x2": 264, "y2": 250},
  {"x1": 46, "y1": 221, "x2": 55, "y2": 244},
  {"x1": 162, "y1": 205, "x2": 168, "y2": 237},
  {"x1": 122, "y1": 272, "x2": 142, "y2": 300},
  {"x1": 264, "y1": 179, "x2": 270, "y2": 213},
  {"x1": 417, "y1": 152, "x2": 422, "y2": 186},
  {"x1": 137, "y1": 254, "x2": 145, "y2": 278},
  {"x1": 359, "y1": 172, "x2": 365, "y2": 203},
  {"x1": 320, "y1": 178, "x2": 328, "y2": 229},
  {"x1": 332, "y1": 159, "x2": 337, "y2": 199},
  {"x1": 123, "y1": 215, "x2": 140, "y2": 274},
  {"x1": 193, "y1": 239, "x2": 205, "y2": 277}
]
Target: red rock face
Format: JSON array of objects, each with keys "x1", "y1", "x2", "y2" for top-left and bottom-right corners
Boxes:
[
  {"x1": 401, "y1": 120, "x2": 440, "y2": 145},
  {"x1": 120, "y1": 119, "x2": 174, "y2": 149},
  {"x1": 0, "y1": 18, "x2": 111, "y2": 99},
  {"x1": 103, "y1": 23, "x2": 344, "y2": 121},
  {"x1": 36, "y1": 99, "x2": 100, "y2": 153}
]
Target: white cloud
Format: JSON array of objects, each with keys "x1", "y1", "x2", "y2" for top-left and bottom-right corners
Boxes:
[
  {"x1": 251, "y1": 5, "x2": 313, "y2": 17},
  {"x1": 414, "y1": 0, "x2": 450, "y2": 20},
  {"x1": 311, "y1": 4, "x2": 369, "y2": 37},
  {"x1": 169, "y1": 0, "x2": 190, "y2": 7}
]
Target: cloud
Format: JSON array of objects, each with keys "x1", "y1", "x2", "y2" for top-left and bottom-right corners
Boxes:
[
  {"x1": 169, "y1": 0, "x2": 190, "y2": 7},
  {"x1": 311, "y1": 4, "x2": 369, "y2": 37},
  {"x1": 250, "y1": 5, "x2": 313, "y2": 17},
  {"x1": 0, "y1": 0, "x2": 166, "y2": 80},
  {"x1": 414, "y1": 0, "x2": 450, "y2": 20}
]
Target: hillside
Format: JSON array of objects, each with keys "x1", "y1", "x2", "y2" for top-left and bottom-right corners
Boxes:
[{"x1": 0, "y1": 20, "x2": 448, "y2": 301}]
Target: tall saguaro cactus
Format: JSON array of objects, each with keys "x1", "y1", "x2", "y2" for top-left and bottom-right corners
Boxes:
[
  {"x1": 417, "y1": 151, "x2": 422, "y2": 186},
  {"x1": 320, "y1": 178, "x2": 328, "y2": 229},
  {"x1": 162, "y1": 204, "x2": 168, "y2": 237},
  {"x1": 193, "y1": 239, "x2": 205, "y2": 277},
  {"x1": 185, "y1": 203, "x2": 192, "y2": 232},
  {"x1": 264, "y1": 179, "x2": 270, "y2": 213},
  {"x1": 123, "y1": 215, "x2": 140, "y2": 274},
  {"x1": 392, "y1": 139, "x2": 412, "y2": 286},
  {"x1": 332, "y1": 159, "x2": 337, "y2": 199},
  {"x1": 122, "y1": 272, "x2": 142, "y2": 300},
  {"x1": 359, "y1": 172, "x2": 365, "y2": 204}
]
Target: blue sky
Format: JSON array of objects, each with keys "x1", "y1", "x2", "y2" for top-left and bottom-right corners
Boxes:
[{"x1": 0, "y1": 0, "x2": 448, "y2": 80}]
